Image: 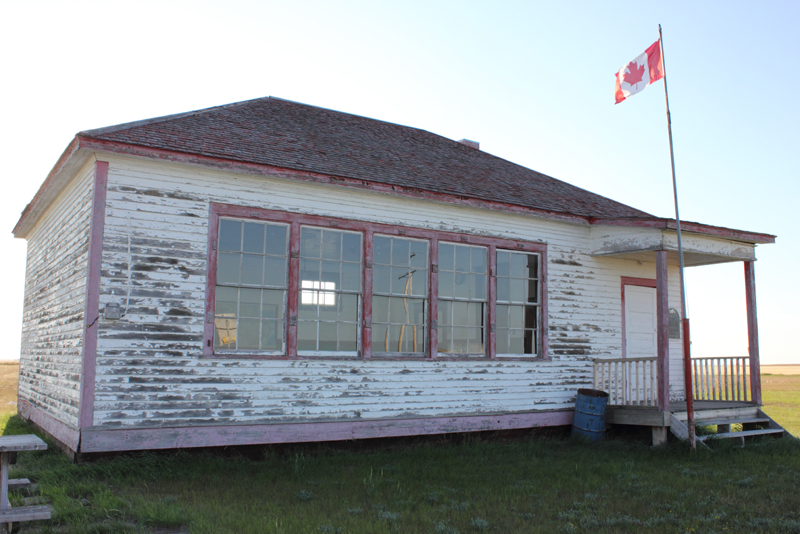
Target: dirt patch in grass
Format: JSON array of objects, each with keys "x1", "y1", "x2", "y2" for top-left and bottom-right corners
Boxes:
[{"x1": 0, "y1": 361, "x2": 19, "y2": 418}]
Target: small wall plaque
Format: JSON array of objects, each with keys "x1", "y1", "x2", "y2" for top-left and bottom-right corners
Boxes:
[
  {"x1": 668, "y1": 308, "x2": 681, "y2": 339},
  {"x1": 105, "y1": 302, "x2": 122, "y2": 320}
]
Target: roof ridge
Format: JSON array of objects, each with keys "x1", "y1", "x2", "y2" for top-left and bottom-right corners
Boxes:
[{"x1": 79, "y1": 96, "x2": 274, "y2": 137}]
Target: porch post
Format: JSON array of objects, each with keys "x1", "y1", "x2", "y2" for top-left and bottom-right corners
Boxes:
[
  {"x1": 744, "y1": 261, "x2": 762, "y2": 404},
  {"x1": 655, "y1": 251, "x2": 670, "y2": 411}
]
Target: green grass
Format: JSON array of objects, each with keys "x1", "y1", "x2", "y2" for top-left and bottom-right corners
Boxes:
[
  {"x1": 3, "y1": 415, "x2": 800, "y2": 534},
  {"x1": 2, "y1": 365, "x2": 799, "y2": 533},
  {"x1": 761, "y1": 374, "x2": 800, "y2": 436}
]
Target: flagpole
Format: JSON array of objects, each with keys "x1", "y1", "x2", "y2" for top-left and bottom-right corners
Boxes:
[{"x1": 659, "y1": 24, "x2": 697, "y2": 450}]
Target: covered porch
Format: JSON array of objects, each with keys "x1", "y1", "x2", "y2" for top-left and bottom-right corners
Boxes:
[{"x1": 588, "y1": 220, "x2": 778, "y2": 445}]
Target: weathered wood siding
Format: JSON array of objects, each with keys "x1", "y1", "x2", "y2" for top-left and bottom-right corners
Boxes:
[
  {"x1": 18, "y1": 161, "x2": 95, "y2": 429},
  {"x1": 92, "y1": 155, "x2": 685, "y2": 430}
]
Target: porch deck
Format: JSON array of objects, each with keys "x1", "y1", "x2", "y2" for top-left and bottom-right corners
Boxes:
[{"x1": 606, "y1": 400, "x2": 758, "y2": 428}]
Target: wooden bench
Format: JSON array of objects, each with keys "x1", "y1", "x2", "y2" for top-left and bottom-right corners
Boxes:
[{"x1": 1, "y1": 435, "x2": 50, "y2": 534}]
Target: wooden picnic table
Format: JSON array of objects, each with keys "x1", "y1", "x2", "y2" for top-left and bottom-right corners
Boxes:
[{"x1": 1, "y1": 435, "x2": 50, "y2": 533}]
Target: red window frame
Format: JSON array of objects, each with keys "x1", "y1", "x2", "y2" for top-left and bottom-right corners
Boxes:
[{"x1": 204, "y1": 203, "x2": 549, "y2": 360}]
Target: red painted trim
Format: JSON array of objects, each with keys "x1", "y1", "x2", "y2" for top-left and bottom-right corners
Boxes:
[
  {"x1": 18, "y1": 399, "x2": 80, "y2": 453},
  {"x1": 78, "y1": 161, "x2": 108, "y2": 430},
  {"x1": 655, "y1": 251, "x2": 670, "y2": 411},
  {"x1": 78, "y1": 136, "x2": 592, "y2": 226},
  {"x1": 487, "y1": 245, "x2": 497, "y2": 358},
  {"x1": 78, "y1": 410, "x2": 574, "y2": 453},
  {"x1": 362, "y1": 227, "x2": 374, "y2": 359},
  {"x1": 203, "y1": 208, "x2": 221, "y2": 357},
  {"x1": 744, "y1": 261, "x2": 761, "y2": 404},
  {"x1": 429, "y1": 237, "x2": 439, "y2": 359},
  {"x1": 204, "y1": 204, "x2": 549, "y2": 360},
  {"x1": 619, "y1": 276, "x2": 658, "y2": 359},
  {"x1": 590, "y1": 217, "x2": 775, "y2": 245}
]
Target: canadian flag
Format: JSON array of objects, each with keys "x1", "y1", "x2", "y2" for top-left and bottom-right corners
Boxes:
[{"x1": 614, "y1": 40, "x2": 664, "y2": 104}]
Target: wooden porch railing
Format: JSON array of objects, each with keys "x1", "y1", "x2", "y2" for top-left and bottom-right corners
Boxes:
[
  {"x1": 593, "y1": 357, "x2": 658, "y2": 407},
  {"x1": 692, "y1": 356, "x2": 750, "y2": 402}
]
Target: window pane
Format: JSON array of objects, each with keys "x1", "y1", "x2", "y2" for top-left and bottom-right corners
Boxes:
[
  {"x1": 455, "y1": 246, "x2": 470, "y2": 272},
  {"x1": 438, "y1": 300, "x2": 451, "y2": 326},
  {"x1": 527, "y1": 280, "x2": 539, "y2": 304},
  {"x1": 219, "y1": 220, "x2": 242, "y2": 252},
  {"x1": 410, "y1": 240, "x2": 427, "y2": 268},
  {"x1": 298, "y1": 321, "x2": 317, "y2": 351},
  {"x1": 319, "y1": 297, "x2": 338, "y2": 321},
  {"x1": 217, "y1": 252, "x2": 240, "y2": 285},
  {"x1": 374, "y1": 236, "x2": 391, "y2": 265},
  {"x1": 392, "y1": 266, "x2": 411, "y2": 295},
  {"x1": 468, "y1": 303, "x2": 483, "y2": 327},
  {"x1": 242, "y1": 222, "x2": 265, "y2": 254},
  {"x1": 411, "y1": 270, "x2": 427, "y2": 296},
  {"x1": 439, "y1": 327, "x2": 452, "y2": 353},
  {"x1": 496, "y1": 305, "x2": 509, "y2": 328},
  {"x1": 319, "y1": 322, "x2": 337, "y2": 351},
  {"x1": 408, "y1": 299, "x2": 424, "y2": 324},
  {"x1": 342, "y1": 233, "x2": 361, "y2": 262},
  {"x1": 452, "y1": 327, "x2": 469, "y2": 353},
  {"x1": 496, "y1": 278, "x2": 510, "y2": 302},
  {"x1": 214, "y1": 317, "x2": 237, "y2": 349},
  {"x1": 339, "y1": 293, "x2": 358, "y2": 322},
  {"x1": 509, "y1": 305, "x2": 524, "y2": 328},
  {"x1": 496, "y1": 251, "x2": 509, "y2": 277},
  {"x1": 373, "y1": 265, "x2": 391, "y2": 294},
  {"x1": 509, "y1": 329, "x2": 524, "y2": 354},
  {"x1": 240, "y1": 288, "x2": 261, "y2": 318},
  {"x1": 215, "y1": 286, "x2": 238, "y2": 315},
  {"x1": 453, "y1": 301, "x2": 469, "y2": 326},
  {"x1": 298, "y1": 300, "x2": 317, "y2": 320},
  {"x1": 240, "y1": 254, "x2": 264, "y2": 286},
  {"x1": 389, "y1": 297, "x2": 406, "y2": 323},
  {"x1": 373, "y1": 296, "x2": 389, "y2": 323},
  {"x1": 264, "y1": 255, "x2": 287, "y2": 287},
  {"x1": 471, "y1": 248, "x2": 486, "y2": 274},
  {"x1": 261, "y1": 320, "x2": 281, "y2": 351},
  {"x1": 321, "y1": 230, "x2": 341, "y2": 260},
  {"x1": 510, "y1": 253, "x2": 525, "y2": 278},
  {"x1": 388, "y1": 325, "x2": 402, "y2": 353},
  {"x1": 238, "y1": 319, "x2": 260, "y2": 350},
  {"x1": 468, "y1": 328, "x2": 484, "y2": 354},
  {"x1": 438, "y1": 243, "x2": 454, "y2": 272},
  {"x1": 300, "y1": 259, "x2": 320, "y2": 283},
  {"x1": 471, "y1": 273, "x2": 486, "y2": 300},
  {"x1": 525, "y1": 306, "x2": 537, "y2": 329},
  {"x1": 438, "y1": 271, "x2": 454, "y2": 298},
  {"x1": 392, "y1": 238, "x2": 410, "y2": 266},
  {"x1": 524, "y1": 330, "x2": 535, "y2": 354},
  {"x1": 321, "y1": 261, "x2": 340, "y2": 286},
  {"x1": 454, "y1": 272, "x2": 469, "y2": 299},
  {"x1": 510, "y1": 278, "x2": 525, "y2": 303},
  {"x1": 301, "y1": 227, "x2": 321, "y2": 258},
  {"x1": 339, "y1": 323, "x2": 357, "y2": 351},
  {"x1": 265, "y1": 225, "x2": 287, "y2": 256},
  {"x1": 262, "y1": 290, "x2": 284, "y2": 319},
  {"x1": 373, "y1": 324, "x2": 388, "y2": 353},
  {"x1": 341, "y1": 262, "x2": 361, "y2": 292},
  {"x1": 527, "y1": 255, "x2": 538, "y2": 279},
  {"x1": 497, "y1": 329, "x2": 509, "y2": 354}
]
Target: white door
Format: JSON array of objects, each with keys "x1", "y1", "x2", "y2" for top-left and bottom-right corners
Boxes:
[{"x1": 625, "y1": 285, "x2": 657, "y2": 358}]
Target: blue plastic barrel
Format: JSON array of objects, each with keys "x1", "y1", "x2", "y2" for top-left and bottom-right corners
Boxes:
[{"x1": 571, "y1": 388, "x2": 610, "y2": 442}]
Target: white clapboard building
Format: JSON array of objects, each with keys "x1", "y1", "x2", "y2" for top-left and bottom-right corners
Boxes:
[{"x1": 13, "y1": 97, "x2": 776, "y2": 456}]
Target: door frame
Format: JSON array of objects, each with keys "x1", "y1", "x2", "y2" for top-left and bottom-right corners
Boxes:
[{"x1": 620, "y1": 276, "x2": 657, "y2": 359}]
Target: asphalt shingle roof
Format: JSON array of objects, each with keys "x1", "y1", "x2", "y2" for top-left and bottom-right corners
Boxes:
[{"x1": 81, "y1": 97, "x2": 652, "y2": 219}]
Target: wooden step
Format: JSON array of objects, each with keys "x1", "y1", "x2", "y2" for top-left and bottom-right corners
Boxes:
[
  {"x1": 673, "y1": 406, "x2": 758, "y2": 421},
  {"x1": 0, "y1": 505, "x2": 51, "y2": 523},
  {"x1": 697, "y1": 428, "x2": 784, "y2": 441},
  {"x1": 695, "y1": 417, "x2": 771, "y2": 427}
]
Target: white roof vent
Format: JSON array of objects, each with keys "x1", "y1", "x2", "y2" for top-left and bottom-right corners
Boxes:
[{"x1": 458, "y1": 139, "x2": 479, "y2": 150}]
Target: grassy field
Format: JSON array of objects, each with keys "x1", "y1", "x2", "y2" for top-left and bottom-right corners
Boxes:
[
  {"x1": 1, "y1": 362, "x2": 798, "y2": 533},
  {"x1": 761, "y1": 374, "x2": 800, "y2": 436}
]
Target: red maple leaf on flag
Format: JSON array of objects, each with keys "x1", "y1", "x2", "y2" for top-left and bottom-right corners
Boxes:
[{"x1": 623, "y1": 60, "x2": 645, "y2": 86}]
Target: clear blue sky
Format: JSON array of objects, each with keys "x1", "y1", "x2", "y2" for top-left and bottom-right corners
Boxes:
[{"x1": 1, "y1": 0, "x2": 797, "y2": 363}]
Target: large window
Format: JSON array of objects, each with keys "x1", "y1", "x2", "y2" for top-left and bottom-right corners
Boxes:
[
  {"x1": 437, "y1": 243, "x2": 487, "y2": 355},
  {"x1": 495, "y1": 250, "x2": 540, "y2": 356},
  {"x1": 297, "y1": 227, "x2": 362, "y2": 354},
  {"x1": 214, "y1": 219, "x2": 288, "y2": 353},
  {"x1": 205, "y1": 205, "x2": 547, "y2": 360},
  {"x1": 371, "y1": 235, "x2": 428, "y2": 356}
]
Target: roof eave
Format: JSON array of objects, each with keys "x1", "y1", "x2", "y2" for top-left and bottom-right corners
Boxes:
[{"x1": 589, "y1": 217, "x2": 776, "y2": 245}]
